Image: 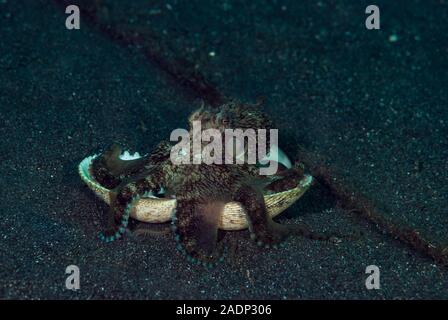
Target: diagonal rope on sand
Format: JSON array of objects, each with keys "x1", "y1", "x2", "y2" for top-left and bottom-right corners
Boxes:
[{"x1": 54, "y1": 0, "x2": 225, "y2": 107}]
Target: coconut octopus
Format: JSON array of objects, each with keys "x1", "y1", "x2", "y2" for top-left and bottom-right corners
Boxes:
[{"x1": 91, "y1": 101, "x2": 332, "y2": 267}]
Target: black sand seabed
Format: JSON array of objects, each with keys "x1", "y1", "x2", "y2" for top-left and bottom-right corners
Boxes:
[{"x1": 1, "y1": 0, "x2": 447, "y2": 299}]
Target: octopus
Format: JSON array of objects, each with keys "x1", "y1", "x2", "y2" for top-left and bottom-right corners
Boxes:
[{"x1": 90, "y1": 101, "x2": 333, "y2": 267}]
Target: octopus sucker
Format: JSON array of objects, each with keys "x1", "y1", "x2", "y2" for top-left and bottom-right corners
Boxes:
[{"x1": 80, "y1": 101, "x2": 328, "y2": 265}]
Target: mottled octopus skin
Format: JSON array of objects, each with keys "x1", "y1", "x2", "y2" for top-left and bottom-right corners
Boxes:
[{"x1": 87, "y1": 101, "x2": 314, "y2": 266}]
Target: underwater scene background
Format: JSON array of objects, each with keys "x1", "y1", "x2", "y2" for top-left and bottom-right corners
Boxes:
[{"x1": 1, "y1": 0, "x2": 447, "y2": 299}]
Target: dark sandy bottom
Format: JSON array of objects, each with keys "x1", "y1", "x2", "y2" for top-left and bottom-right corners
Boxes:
[{"x1": 1, "y1": 0, "x2": 447, "y2": 299}]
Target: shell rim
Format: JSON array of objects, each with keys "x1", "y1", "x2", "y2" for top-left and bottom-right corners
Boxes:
[{"x1": 78, "y1": 154, "x2": 313, "y2": 199}]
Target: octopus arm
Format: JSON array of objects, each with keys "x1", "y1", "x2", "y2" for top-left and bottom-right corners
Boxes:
[{"x1": 173, "y1": 198, "x2": 225, "y2": 267}]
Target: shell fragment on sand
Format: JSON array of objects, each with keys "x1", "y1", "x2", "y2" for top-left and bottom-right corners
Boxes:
[{"x1": 78, "y1": 155, "x2": 313, "y2": 231}]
